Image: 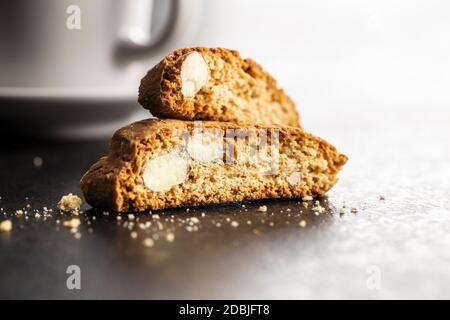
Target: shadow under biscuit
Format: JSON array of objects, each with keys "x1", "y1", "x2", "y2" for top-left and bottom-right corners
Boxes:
[
  {"x1": 78, "y1": 197, "x2": 336, "y2": 298},
  {"x1": 83, "y1": 196, "x2": 335, "y2": 254}
]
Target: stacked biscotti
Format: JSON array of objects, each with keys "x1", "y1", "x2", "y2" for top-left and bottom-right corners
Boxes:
[{"x1": 81, "y1": 47, "x2": 347, "y2": 212}]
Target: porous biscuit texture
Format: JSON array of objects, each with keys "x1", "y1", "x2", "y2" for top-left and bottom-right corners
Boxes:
[
  {"x1": 80, "y1": 119, "x2": 347, "y2": 212},
  {"x1": 138, "y1": 47, "x2": 300, "y2": 127}
]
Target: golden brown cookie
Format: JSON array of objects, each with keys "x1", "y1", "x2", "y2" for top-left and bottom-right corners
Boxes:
[
  {"x1": 138, "y1": 47, "x2": 300, "y2": 127},
  {"x1": 80, "y1": 119, "x2": 346, "y2": 212}
]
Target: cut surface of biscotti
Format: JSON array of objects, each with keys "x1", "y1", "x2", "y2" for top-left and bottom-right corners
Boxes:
[
  {"x1": 80, "y1": 119, "x2": 347, "y2": 212},
  {"x1": 138, "y1": 47, "x2": 300, "y2": 127}
]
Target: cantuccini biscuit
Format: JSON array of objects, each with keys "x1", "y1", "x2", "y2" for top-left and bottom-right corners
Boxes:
[
  {"x1": 138, "y1": 47, "x2": 300, "y2": 127},
  {"x1": 80, "y1": 119, "x2": 346, "y2": 212}
]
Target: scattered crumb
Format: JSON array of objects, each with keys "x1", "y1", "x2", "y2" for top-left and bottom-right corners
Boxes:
[
  {"x1": 130, "y1": 231, "x2": 138, "y2": 239},
  {"x1": 299, "y1": 220, "x2": 307, "y2": 228},
  {"x1": 339, "y1": 208, "x2": 346, "y2": 216},
  {"x1": 258, "y1": 205, "x2": 268, "y2": 212},
  {"x1": 74, "y1": 232, "x2": 82, "y2": 239},
  {"x1": 15, "y1": 209, "x2": 24, "y2": 216},
  {"x1": 143, "y1": 238, "x2": 154, "y2": 247},
  {"x1": 216, "y1": 222, "x2": 221, "y2": 227},
  {"x1": 190, "y1": 217, "x2": 200, "y2": 224},
  {"x1": 0, "y1": 220, "x2": 12, "y2": 232},
  {"x1": 351, "y1": 207, "x2": 358, "y2": 213},
  {"x1": 58, "y1": 193, "x2": 82, "y2": 213},
  {"x1": 302, "y1": 195, "x2": 313, "y2": 201},
  {"x1": 128, "y1": 214, "x2": 135, "y2": 220},
  {"x1": 269, "y1": 222, "x2": 275, "y2": 227},
  {"x1": 379, "y1": 195, "x2": 386, "y2": 201},
  {"x1": 33, "y1": 156, "x2": 43, "y2": 167},
  {"x1": 230, "y1": 221, "x2": 239, "y2": 228},
  {"x1": 63, "y1": 218, "x2": 81, "y2": 229},
  {"x1": 312, "y1": 202, "x2": 325, "y2": 214},
  {"x1": 165, "y1": 232, "x2": 175, "y2": 242}
]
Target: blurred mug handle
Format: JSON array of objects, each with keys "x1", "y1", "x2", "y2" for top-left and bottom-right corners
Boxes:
[{"x1": 118, "y1": 0, "x2": 203, "y2": 54}]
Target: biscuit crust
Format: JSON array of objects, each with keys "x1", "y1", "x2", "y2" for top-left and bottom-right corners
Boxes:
[
  {"x1": 80, "y1": 119, "x2": 347, "y2": 212},
  {"x1": 138, "y1": 47, "x2": 300, "y2": 127}
]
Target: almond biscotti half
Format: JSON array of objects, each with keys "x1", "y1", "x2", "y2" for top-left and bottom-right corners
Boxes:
[
  {"x1": 80, "y1": 119, "x2": 346, "y2": 212},
  {"x1": 138, "y1": 47, "x2": 300, "y2": 127}
]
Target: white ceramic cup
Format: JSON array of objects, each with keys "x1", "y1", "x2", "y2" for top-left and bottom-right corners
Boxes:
[{"x1": 0, "y1": 0, "x2": 203, "y2": 138}]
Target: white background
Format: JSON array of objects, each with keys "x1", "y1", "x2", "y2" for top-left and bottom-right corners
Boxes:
[{"x1": 195, "y1": 0, "x2": 450, "y2": 115}]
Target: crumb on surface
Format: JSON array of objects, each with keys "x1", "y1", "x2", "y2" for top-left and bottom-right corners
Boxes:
[
  {"x1": 302, "y1": 195, "x2": 313, "y2": 201},
  {"x1": 190, "y1": 217, "x2": 200, "y2": 224},
  {"x1": 299, "y1": 220, "x2": 307, "y2": 228},
  {"x1": 351, "y1": 207, "x2": 358, "y2": 213},
  {"x1": 258, "y1": 205, "x2": 268, "y2": 212},
  {"x1": 312, "y1": 203, "x2": 325, "y2": 214},
  {"x1": 63, "y1": 218, "x2": 81, "y2": 229},
  {"x1": 230, "y1": 221, "x2": 239, "y2": 228},
  {"x1": 0, "y1": 220, "x2": 12, "y2": 232},
  {"x1": 143, "y1": 238, "x2": 154, "y2": 247},
  {"x1": 165, "y1": 232, "x2": 175, "y2": 242},
  {"x1": 58, "y1": 193, "x2": 82, "y2": 213},
  {"x1": 33, "y1": 156, "x2": 43, "y2": 167}
]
